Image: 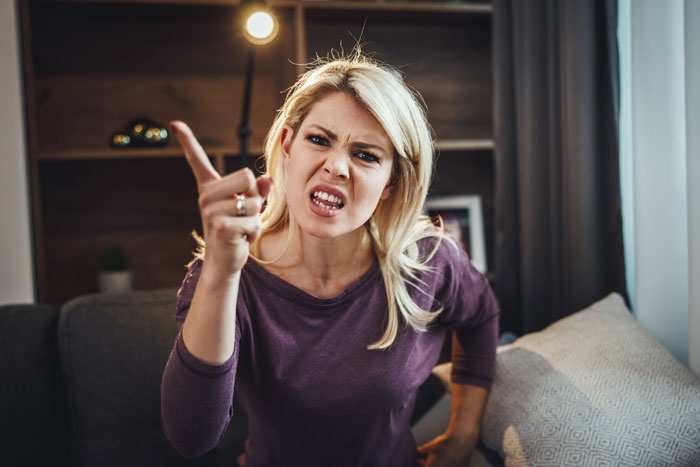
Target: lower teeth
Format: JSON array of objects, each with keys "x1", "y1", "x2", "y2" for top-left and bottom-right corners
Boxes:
[{"x1": 313, "y1": 197, "x2": 340, "y2": 210}]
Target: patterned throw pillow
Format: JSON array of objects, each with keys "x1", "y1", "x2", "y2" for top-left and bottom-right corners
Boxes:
[{"x1": 435, "y1": 293, "x2": 700, "y2": 466}]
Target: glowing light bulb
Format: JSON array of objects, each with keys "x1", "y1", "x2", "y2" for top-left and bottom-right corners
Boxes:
[{"x1": 246, "y1": 12, "x2": 274, "y2": 40}]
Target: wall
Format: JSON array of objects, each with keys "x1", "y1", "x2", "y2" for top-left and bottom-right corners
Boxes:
[
  {"x1": 0, "y1": 0, "x2": 35, "y2": 305},
  {"x1": 686, "y1": 0, "x2": 700, "y2": 376},
  {"x1": 619, "y1": 0, "x2": 696, "y2": 372}
]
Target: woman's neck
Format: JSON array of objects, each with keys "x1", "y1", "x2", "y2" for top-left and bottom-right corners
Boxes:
[{"x1": 256, "y1": 225, "x2": 376, "y2": 298}]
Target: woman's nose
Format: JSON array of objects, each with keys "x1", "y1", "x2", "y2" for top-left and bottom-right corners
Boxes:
[{"x1": 323, "y1": 149, "x2": 349, "y2": 180}]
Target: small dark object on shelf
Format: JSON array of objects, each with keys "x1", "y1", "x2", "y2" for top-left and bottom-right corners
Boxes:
[
  {"x1": 110, "y1": 118, "x2": 169, "y2": 148},
  {"x1": 100, "y1": 244, "x2": 129, "y2": 272}
]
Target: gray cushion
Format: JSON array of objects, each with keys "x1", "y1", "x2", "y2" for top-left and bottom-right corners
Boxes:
[
  {"x1": 58, "y1": 289, "x2": 247, "y2": 467},
  {"x1": 434, "y1": 293, "x2": 700, "y2": 466},
  {"x1": 0, "y1": 303, "x2": 68, "y2": 467}
]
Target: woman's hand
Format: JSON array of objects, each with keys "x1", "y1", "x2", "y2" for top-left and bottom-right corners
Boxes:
[
  {"x1": 416, "y1": 432, "x2": 477, "y2": 467},
  {"x1": 172, "y1": 120, "x2": 273, "y2": 279}
]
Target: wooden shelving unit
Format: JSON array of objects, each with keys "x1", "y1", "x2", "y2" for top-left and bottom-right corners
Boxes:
[
  {"x1": 20, "y1": 0, "x2": 494, "y2": 308},
  {"x1": 38, "y1": 146, "x2": 246, "y2": 160}
]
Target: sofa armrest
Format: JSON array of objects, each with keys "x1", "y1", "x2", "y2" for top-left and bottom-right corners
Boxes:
[
  {"x1": 0, "y1": 303, "x2": 68, "y2": 466},
  {"x1": 58, "y1": 289, "x2": 248, "y2": 467}
]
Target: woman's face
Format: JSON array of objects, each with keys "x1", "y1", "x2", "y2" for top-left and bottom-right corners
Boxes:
[{"x1": 281, "y1": 92, "x2": 395, "y2": 240}]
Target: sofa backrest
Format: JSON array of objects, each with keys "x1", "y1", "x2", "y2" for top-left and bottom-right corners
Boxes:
[
  {"x1": 57, "y1": 289, "x2": 248, "y2": 467},
  {"x1": 0, "y1": 303, "x2": 69, "y2": 467}
]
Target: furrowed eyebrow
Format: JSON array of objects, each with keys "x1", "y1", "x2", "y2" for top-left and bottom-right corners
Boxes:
[
  {"x1": 310, "y1": 125, "x2": 338, "y2": 141},
  {"x1": 354, "y1": 142, "x2": 386, "y2": 153},
  {"x1": 309, "y1": 124, "x2": 388, "y2": 156}
]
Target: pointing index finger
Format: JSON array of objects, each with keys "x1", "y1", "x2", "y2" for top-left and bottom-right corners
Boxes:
[{"x1": 170, "y1": 121, "x2": 220, "y2": 190}]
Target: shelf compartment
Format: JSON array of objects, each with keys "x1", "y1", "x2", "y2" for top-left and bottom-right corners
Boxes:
[
  {"x1": 38, "y1": 157, "x2": 203, "y2": 307},
  {"x1": 428, "y1": 149, "x2": 494, "y2": 267},
  {"x1": 38, "y1": 145, "x2": 256, "y2": 160},
  {"x1": 30, "y1": 1, "x2": 297, "y2": 154},
  {"x1": 304, "y1": 6, "x2": 492, "y2": 142}
]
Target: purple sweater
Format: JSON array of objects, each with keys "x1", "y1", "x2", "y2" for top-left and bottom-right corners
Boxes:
[{"x1": 161, "y1": 238, "x2": 499, "y2": 466}]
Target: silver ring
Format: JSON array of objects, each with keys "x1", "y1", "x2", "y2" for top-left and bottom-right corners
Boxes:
[{"x1": 235, "y1": 194, "x2": 246, "y2": 217}]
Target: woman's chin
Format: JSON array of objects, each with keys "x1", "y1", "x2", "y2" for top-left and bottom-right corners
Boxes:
[{"x1": 295, "y1": 216, "x2": 363, "y2": 242}]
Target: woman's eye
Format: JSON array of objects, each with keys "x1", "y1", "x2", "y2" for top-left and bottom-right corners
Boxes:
[
  {"x1": 307, "y1": 134, "x2": 329, "y2": 146},
  {"x1": 355, "y1": 151, "x2": 379, "y2": 163}
]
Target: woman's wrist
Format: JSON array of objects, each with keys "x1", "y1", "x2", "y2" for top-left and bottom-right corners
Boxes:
[
  {"x1": 446, "y1": 382, "x2": 488, "y2": 445},
  {"x1": 201, "y1": 255, "x2": 243, "y2": 286},
  {"x1": 444, "y1": 424, "x2": 479, "y2": 444}
]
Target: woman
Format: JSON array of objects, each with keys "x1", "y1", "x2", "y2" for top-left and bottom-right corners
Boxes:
[{"x1": 161, "y1": 53, "x2": 499, "y2": 467}]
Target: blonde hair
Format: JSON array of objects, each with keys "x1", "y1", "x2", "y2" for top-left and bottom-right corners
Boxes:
[{"x1": 191, "y1": 51, "x2": 455, "y2": 349}]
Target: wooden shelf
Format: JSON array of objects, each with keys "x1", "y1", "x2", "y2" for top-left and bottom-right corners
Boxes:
[
  {"x1": 40, "y1": 147, "x2": 186, "y2": 160},
  {"x1": 38, "y1": 145, "x2": 261, "y2": 161},
  {"x1": 280, "y1": 1, "x2": 492, "y2": 14},
  {"x1": 435, "y1": 139, "x2": 494, "y2": 152},
  {"x1": 45, "y1": 0, "x2": 491, "y2": 14},
  {"x1": 43, "y1": 0, "x2": 246, "y2": 5},
  {"x1": 38, "y1": 139, "x2": 490, "y2": 160}
]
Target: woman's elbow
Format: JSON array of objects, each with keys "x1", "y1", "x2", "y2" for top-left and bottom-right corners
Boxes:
[{"x1": 161, "y1": 406, "x2": 234, "y2": 459}]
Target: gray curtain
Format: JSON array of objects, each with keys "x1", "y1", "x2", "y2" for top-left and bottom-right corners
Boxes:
[{"x1": 493, "y1": 0, "x2": 627, "y2": 335}]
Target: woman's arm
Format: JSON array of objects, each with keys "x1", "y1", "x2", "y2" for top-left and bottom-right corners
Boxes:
[
  {"x1": 416, "y1": 323, "x2": 495, "y2": 466},
  {"x1": 161, "y1": 121, "x2": 272, "y2": 458},
  {"x1": 416, "y1": 383, "x2": 488, "y2": 466},
  {"x1": 417, "y1": 242, "x2": 499, "y2": 466},
  {"x1": 445, "y1": 382, "x2": 488, "y2": 443},
  {"x1": 181, "y1": 264, "x2": 241, "y2": 364},
  {"x1": 171, "y1": 120, "x2": 272, "y2": 363},
  {"x1": 160, "y1": 261, "x2": 242, "y2": 459}
]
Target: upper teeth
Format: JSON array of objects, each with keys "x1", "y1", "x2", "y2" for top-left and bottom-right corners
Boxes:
[{"x1": 314, "y1": 191, "x2": 341, "y2": 204}]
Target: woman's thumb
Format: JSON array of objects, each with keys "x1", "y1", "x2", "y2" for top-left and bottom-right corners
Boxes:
[{"x1": 416, "y1": 438, "x2": 440, "y2": 454}]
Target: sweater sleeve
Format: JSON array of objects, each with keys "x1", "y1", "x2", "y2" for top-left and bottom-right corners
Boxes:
[
  {"x1": 432, "y1": 240, "x2": 499, "y2": 389},
  {"x1": 160, "y1": 259, "x2": 242, "y2": 458}
]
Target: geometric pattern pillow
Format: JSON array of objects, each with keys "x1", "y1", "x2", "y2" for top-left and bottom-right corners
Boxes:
[{"x1": 478, "y1": 293, "x2": 700, "y2": 466}]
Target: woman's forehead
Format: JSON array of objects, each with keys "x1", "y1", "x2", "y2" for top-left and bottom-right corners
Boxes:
[{"x1": 301, "y1": 93, "x2": 392, "y2": 149}]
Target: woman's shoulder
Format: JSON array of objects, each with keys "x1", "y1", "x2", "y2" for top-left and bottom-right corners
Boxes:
[
  {"x1": 414, "y1": 229, "x2": 463, "y2": 267},
  {"x1": 412, "y1": 228, "x2": 482, "y2": 293}
]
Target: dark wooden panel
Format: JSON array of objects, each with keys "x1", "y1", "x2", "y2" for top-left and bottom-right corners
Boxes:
[
  {"x1": 43, "y1": 229, "x2": 198, "y2": 309},
  {"x1": 34, "y1": 73, "x2": 279, "y2": 150},
  {"x1": 31, "y1": 1, "x2": 297, "y2": 151},
  {"x1": 427, "y1": 150, "x2": 494, "y2": 273},
  {"x1": 304, "y1": 8, "x2": 492, "y2": 141},
  {"x1": 39, "y1": 158, "x2": 201, "y2": 233},
  {"x1": 30, "y1": 2, "x2": 292, "y2": 75},
  {"x1": 224, "y1": 152, "x2": 265, "y2": 175},
  {"x1": 39, "y1": 158, "x2": 204, "y2": 307}
]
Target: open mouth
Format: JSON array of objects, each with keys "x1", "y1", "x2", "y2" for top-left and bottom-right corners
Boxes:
[{"x1": 310, "y1": 190, "x2": 345, "y2": 211}]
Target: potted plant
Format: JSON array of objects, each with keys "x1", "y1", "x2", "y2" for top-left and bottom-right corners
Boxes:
[{"x1": 98, "y1": 244, "x2": 133, "y2": 293}]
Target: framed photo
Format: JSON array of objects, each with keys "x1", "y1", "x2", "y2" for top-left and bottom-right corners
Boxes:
[{"x1": 423, "y1": 195, "x2": 487, "y2": 274}]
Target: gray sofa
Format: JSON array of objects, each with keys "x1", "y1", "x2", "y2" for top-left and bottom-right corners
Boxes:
[
  {"x1": 0, "y1": 289, "x2": 249, "y2": 467},
  {"x1": 11, "y1": 290, "x2": 694, "y2": 467},
  {"x1": 0, "y1": 290, "x2": 448, "y2": 467}
]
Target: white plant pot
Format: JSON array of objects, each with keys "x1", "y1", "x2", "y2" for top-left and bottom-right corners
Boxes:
[{"x1": 98, "y1": 270, "x2": 133, "y2": 294}]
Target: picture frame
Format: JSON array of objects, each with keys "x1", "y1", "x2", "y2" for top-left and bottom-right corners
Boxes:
[{"x1": 423, "y1": 195, "x2": 487, "y2": 274}]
